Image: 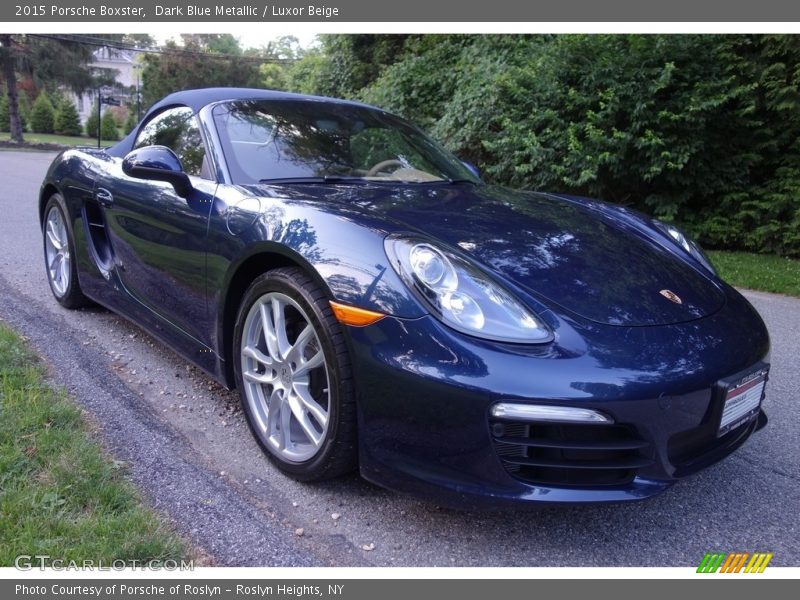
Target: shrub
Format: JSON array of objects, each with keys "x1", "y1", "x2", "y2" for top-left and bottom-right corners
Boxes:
[
  {"x1": 0, "y1": 93, "x2": 28, "y2": 134},
  {"x1": 53, "y1": 99, "x2": 82, "y2": 136},
  {"x1": 29, "y1": 93, "x2": 55, "y2": 133},
  {"x1": 100, "y1": 109, "x2": 119, "y2": 141},
  {"x1": 85, "y1": 104, "x2": 99, "y2": 138},
  {"x1": 124, "y1": 108, "x2": 139, "y2": 134},
  {"x1": 0, "y1": 95, "x2": 9, "y2": 132}
]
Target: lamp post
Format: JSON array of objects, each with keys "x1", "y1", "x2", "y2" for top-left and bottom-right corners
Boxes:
[{"x1": 96, "y1": 88, "x2": 102, "y2": 148}]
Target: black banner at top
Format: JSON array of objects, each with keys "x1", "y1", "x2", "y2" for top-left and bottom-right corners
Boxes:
[{"x1": 3, "y1": 0, "x2": 800, "y2": 22}]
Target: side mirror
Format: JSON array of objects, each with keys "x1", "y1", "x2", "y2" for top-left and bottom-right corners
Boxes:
[
  {"x1": 461, "y1": 160, "x2": 481, "y2": 180},
  {"x1": 122, "y1": 145, "x2": 192, "y2": 198}
]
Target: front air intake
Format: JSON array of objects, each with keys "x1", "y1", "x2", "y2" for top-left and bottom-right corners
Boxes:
[{"x1": 490, "y1": 420, "x2": 654, "y2": 487}]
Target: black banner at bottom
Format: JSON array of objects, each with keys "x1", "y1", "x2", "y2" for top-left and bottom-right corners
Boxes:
[{"x1": 1, "y1": 579, "x2": 790, "y2": 600}]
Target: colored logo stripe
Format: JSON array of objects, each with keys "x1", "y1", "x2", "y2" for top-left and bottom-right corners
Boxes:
[
  {"x1": 697, "y1": 552, "x2": 772, "y2": 573},
  {"x1": 697, "y1": 553, "x2": 726, "y2": 573},
  {"x1": 745, "y1": 553, "x2": 773, "y2": 573},
  {"x1": 720, "y1": 553, "x2": 749, "y2": 573}
]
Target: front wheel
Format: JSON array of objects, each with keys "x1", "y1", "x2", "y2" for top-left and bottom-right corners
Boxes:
[
  {"x1": 233, "y1": 267, "x2": 357, "y2": 481},
  {"x1": 42, "y1": 194, "x2": 90, "y2": 309}
]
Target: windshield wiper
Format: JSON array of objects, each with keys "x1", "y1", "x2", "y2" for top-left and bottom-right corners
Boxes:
[
  {"x1": 444, "y1": 178, "x2": 479, "y2": 185},
  {"x1": 257, "y1": 176, "x2": 479, "y2": 185},
  {"x1": 258, "y1": 176, "x2": 368, "y2": 184}
]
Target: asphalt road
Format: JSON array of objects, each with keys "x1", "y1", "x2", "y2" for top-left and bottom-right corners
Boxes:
[{"x1": 1, "y1": 150, "x2": 798, "y2": 567}]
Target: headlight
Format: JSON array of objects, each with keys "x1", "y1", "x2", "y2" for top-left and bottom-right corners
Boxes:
[
  {"x1": 386, "y1": 236, "x2": 552, "y2": 343},
  {"x1": 653, "y1": 221, "x2": 717, "y2": 275}
]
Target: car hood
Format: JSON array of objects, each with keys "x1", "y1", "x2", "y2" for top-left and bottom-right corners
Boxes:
[{"x1": 248, "y1": 183, "x2": 726, "y2": 327}]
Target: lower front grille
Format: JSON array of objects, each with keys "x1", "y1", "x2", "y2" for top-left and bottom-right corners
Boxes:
[{"x1": 490, "y1": 420, "x2": 654, "y2": 487}]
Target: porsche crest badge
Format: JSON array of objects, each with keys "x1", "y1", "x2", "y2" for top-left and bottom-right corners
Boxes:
[{"x1": 659, "y1": 289, "x2": 683, "y2": 304}]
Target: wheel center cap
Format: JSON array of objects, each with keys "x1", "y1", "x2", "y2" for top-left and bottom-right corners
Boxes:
[{"x1": 279, "y1": 365, "x2": 292, "y2": 387}]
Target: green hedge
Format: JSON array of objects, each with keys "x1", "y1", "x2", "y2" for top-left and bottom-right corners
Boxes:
[{"x1": 298, "y1": 34, "x2": 800, "y2": 256}]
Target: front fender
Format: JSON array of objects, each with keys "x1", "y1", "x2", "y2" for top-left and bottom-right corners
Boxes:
[
  {"x1": 220, "y1": 197, "x2": 427, "y2": 319},
  {"x1": 208, "y1": 193, "x2": 428, "y2": 386}
]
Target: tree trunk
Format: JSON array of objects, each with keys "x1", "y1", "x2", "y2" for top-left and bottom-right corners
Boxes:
[{"x1": 0, "y1": 34, "x2": 24, "y2": 143}]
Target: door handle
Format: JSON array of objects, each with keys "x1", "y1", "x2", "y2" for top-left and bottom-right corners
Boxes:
[{"x1": 95, "y1": 187, "x2": 114, "y2": 207}]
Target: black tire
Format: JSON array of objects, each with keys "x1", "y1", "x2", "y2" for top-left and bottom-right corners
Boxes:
[
  {"x1": 42, "y1": 194, "x2": 91, "y2": 309},
  {"x1": 232, "y1": 267, "x2": 357, "y2": 481}
]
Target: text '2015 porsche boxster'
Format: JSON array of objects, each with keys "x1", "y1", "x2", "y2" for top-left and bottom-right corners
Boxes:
[{"x1": 39, "y1": 88, "x2": 770, "y2": 507}]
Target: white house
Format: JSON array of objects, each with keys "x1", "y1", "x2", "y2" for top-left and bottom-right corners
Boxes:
[{"x1": 72, "y1": 46, "x2": 142, "y2": 125}]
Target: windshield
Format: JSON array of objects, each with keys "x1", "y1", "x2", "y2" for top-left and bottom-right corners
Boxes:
[{"x1": 211, "y1": 99, "x2": 479, "y2": 185}]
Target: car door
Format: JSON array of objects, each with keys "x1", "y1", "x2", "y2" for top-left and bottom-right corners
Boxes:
[{"x1": 97, "y1": 105, "x2": 218, "y2": 349}]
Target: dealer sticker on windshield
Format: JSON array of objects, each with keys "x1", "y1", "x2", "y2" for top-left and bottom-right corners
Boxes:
[{"x1": 718, "y1": 369, "x2": 768, "y2": 437}]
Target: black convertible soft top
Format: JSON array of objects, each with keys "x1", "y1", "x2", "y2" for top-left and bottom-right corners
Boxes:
[{"x1": 107, "y1": 87, "x2": 373, "y2": 157}]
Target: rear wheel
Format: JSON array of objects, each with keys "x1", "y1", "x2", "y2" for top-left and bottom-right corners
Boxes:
[
  {"x1": 233, "y1": 267, "x2": 357, "y2": 481},
  {"x1": 42, "y1": 195, "x2": 90, "y2": 309}
]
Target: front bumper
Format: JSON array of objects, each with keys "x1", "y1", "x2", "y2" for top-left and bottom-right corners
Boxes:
[{"x1": 346, "y1": 285, "x2": 770, "y2": 508}]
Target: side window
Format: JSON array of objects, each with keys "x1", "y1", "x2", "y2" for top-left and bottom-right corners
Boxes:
[{"x1": 134, "y1": 106, "x2": 210, "y2": 179}]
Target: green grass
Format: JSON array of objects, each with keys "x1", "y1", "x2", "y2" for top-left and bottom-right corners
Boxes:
[
  {"x1": 0, "y1": 324, "x2": 188, "y2": 566},
  {"x1": 0, "y1": 132, "x2": 122, "y2": 147},
  {"x1": 709, "y1": 250, "x2": 800, "y2": 297}
]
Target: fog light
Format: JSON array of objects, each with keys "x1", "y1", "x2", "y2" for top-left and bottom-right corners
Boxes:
[{"x1": 490, "y1": 403, "x2": 613, "y2": 424}]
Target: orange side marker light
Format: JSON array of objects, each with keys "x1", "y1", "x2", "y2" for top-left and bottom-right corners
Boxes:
[{"x1": 329, "y1": 301, "x2": 386, "y2": 327}]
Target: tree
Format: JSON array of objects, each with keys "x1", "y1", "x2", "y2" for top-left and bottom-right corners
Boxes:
[
  {"x1": 0, "y1": 34, "x2": 24, "y2": 141},
  {"x1": 54, "y1": 98, "x2": 81, "y2": 136},
  {"x1": 141, "y1": 37, "x2": 261, "y2": 107},
  {"x1": 94, "y1": 33, "x2": 156, "y2": 49},
  {"x1": 284, "y1": 34, "x2": 411, "y2": 99},
  {"x1": 100, "y1": 109, "x2": 119, "y2": 141},
  {"x1": 23, "y1": 35, "x2": 97, "y2": 94},
  {"x1": 256, "y1": 36, "x2": 308, "y2": 91},
  {"x1": 17, "y1": 92, "x2": 29, "y2": 131},
  {"x1": 471, "y1": 35, "x2": 800, "y2": 255},
  {"x1": 318, "y1": 35, "x2": 410, "y2": 98},
  {"x1": 266, "y1": 36, "x2": 305, "y2": 60},
  {"x1": 301, "y1": 33, "x2": 800, "y2": 256},
  {"x1": 286, "y1": 50, "x2": 333, "y2": 95},
  {"x1": 7, "y1": 91, "x2": 30, "y2": 132},
  {"x1": 126, "y1": 34, "x2": 156, "y2": 49},
  {"x1": 181, "y1": 34, "x2": 241, "y2": 55},
  {"x1": 29, "y1": 92, "x2": 55, "y2": 133},
  {"x1": 259, "y1": 62, "x2": 287, "y2": 90},
  {"x1": 254, "y1": 36, "x2": 314, "y2": 92},
  {"x1": 1, "y1": 33, "x2": 107, "y2": 142}
]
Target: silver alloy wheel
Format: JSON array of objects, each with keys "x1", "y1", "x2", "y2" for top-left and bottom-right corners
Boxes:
[
  {"x1": 240, "y1": 292, "x2": 331, "y2": 463},
  {"x1": 44, "y1": 206, "x2": 70, "y2": 297}
]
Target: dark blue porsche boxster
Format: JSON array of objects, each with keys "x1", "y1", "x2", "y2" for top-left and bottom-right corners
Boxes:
[{"x1": 39, "y1": 88, "x2": 770, "y2": 507}]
